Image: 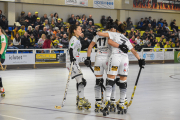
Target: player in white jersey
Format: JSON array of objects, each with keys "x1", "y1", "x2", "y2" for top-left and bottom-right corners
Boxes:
[
  {"x1": 97, "y1": 22, "x2": 145, "y2": 116},
  {"x1": 84, "y1": 21, "x2": 117, "y2": 112},
  {"x1": 67, "y1": 24, "x2": 91, "y2": 110}
]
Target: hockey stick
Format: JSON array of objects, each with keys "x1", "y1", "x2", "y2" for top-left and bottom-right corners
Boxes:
[
  {"x1": 55, "y1": 62, "x2": 74, "y2": 109},
  {"x1": 0, "y1": 63, "x2": 6, "y2": 71},
  {"x1": 127, "y1": 67, "x2": 142, "y2": 107}
]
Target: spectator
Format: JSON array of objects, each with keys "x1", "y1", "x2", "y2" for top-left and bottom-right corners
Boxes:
[
  {"x1": 82, "y1": 21, "x2": 87, "y2": 34},
  {"x1": 53, "y1": 13, "x2": 58, "y2": 23},
  {"x1": 43, "y1": 20, "x2": 50, "y2": 30},
  {"x1": 143, "y1": 37, "x2": 150, "y2": 45},
  {"x1": 60, "y1": 27, "x2": 65, "y2": 39},
  {"x1": 130, "y1": 35, "x2": 136, "y2": 47},
  {"x1": 143, "y1": 30, "x2": 149, "y2": 39},
  {"x1": 38, "y1": 34, "x2": 46, "y2": 48},
  {"x1": 68, "y1": 14, "x2": 76, "y2": 25},
  {"x1": 149, "y1": 30, "x2": 155, "y2": 39},
  {"x1": 150, "y1": 36, "x2": 157, "y2": 47},
  {"x1": 152, "y1": 19, "x2": 157, "y2": 29},
  {"x1": 128, "y1": 28, "x2": 135, "y2": 38},
  {"x1": 18, "y1": 25, "x2": 26, "y2": 37},
  {"x1": 21, "y1": 32, "x2": 30, "y2": 48},
  {"x1": 41, "y1": 14, "x2": 48, "y2": 24},
  {"x1": 175, "y1": 37, "x2": 179, "y2": 43},
  {"x1": 61, "y1": 34, "x2": 69, "y2": 48},
  {"x1": 25, "y1": 12, "x2": 33, "y2": 26},
  {"x1": 34, "y1": 17, "x2": 44, "y2": 30},
  {"x1": 101, "y1": 15, "x2": 107, "y2": 28},
  {"x1": 146, "y1": 23, "x2": 153, "y2": 31},
  {"x1": 87, "y1": 15, "x2": 94, "y2": 25},
  {"x1": 170, "y1": 19, "x2": 178, "y2": 31},
  {"x1": 33, "y1": 26, "x2": 40, "y2": 42},
  {"x1": 50, "y1": 20, "x2": 56, "y2": 29},
  {"x1": 48, "y1": 13, "x2": 54, "y2": 24},
  {"x1": 13, "y1": 33, "x2": 23, "y2": 48},
  {"x1": 29, "y1": 34, "x2": 36, "y2": 48},
  {"x1": 161, "y1": 35, "x2": 166, "y2": 44},
  {"x1": 135, "y1": 30, "x2": 141, "y2": 37},
  {"x1": 137, "y1": 18, "x2": 144, "y2": 29},
  {"x1": 40, "y1": 27, "x2": 48, "y2": 37},
  {"x1": 51, "y1": 34, "x2": 56, "y2": 41},
  {"x1": 43, "y1": 35, "x2": 51, "y2": 53},
  {"x1": 53, "y1": 27, "x2": 59, "y2": 37},
  {"x1": 163, "y1": 20, "x2": 168, "y2": 27},
  {"x1": 27, "y1": 26, "x2": 33, "y2": 37},
  {"x1": 47, "y1": 28, "x2": 53, "y2": 36},
  {"x1": 76, "y1": 15, "x2": 82, "y2": 24},
  {"x1": 56, "y1": 18, "x2": 63, "y2": 30},
  {"x1": 75, "y1": 21, "x2": 79, "y2": 26},
  {"x1": 81, "y1": 14, "x2": 87, "y2": 23},
  {"x1": 159, "y1": 38, "x2": 164, "y2": 48},
  {"x1": 148, "y1": 16, "x2": 152, "y2": 25},
  {"x1": 175, "y1": 42, "x2": 180, "y2": 51},
  {"x1": 154, "y1": 42, "x2": 162, "y2": 52},
  {"x1": 0, "y1": 16, "x2": 8, "y2": 33},
  {"x1": 52, "y1": 36, "x2": 59, "y2": 48},
  {"x1": 164, "y1": 41, "x2": 172, "y2": 51},
  {"x1": 135, "y1": 35, "x2": 142, "y2": 45},
  {"x1": 142, "y1": 42, "x2": 152, "y2": 51},
  {"x1": 126, "y1": 17, "x2": 133, "y2": 30},
  {"x1": 143, "y1": 17, "x2": 149, "y2": 28},
  {"x1": 0, "y1": 10, "x2": 5, "y2": 20},
  {"x1": 11, "y1": 26, "x2": 18, "y2": 40},
  {"x1": 169, "y1": 38, "x2": 175, "y2": 48},
  {"x1": 80, "y1": 33, "x2": 90, "y2": 50},
  {"x1": 32, "y1": 11, "x2": 38, "y2": 24},
  {"x1": 19, "y1": 11, "x2": 26, "y2": 26},
  {"x1": 157, "y1": 18, "x2": 163, "y2": 27},
  {"x1": 106, "y1": 16, "x2": 111, "y2": 22}
]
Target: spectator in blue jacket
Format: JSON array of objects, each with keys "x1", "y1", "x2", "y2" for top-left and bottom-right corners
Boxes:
[{"x1": 137, "y1": 18, "x2": 144, "y2": 29}]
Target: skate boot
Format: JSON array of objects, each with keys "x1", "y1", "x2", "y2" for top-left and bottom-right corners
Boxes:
[
  {"x1": 76, "y1": 96, "x2": 79, "y2": 106},
  {"x1": 110, "y1": 100, "x2": 116, "y2": 112},
  {"x1": 117, "y1": 102, "x2": 127, "y2": 114},
  {"x1": 95, "y1": 101, "x2": 103, "y2": 112},
  {"x1": 102, "y1": 100, "x2": 110, "y2": 116},
  {"x1": 0, "y1": 87, "x2": 5, "y2": 97},
  {"x1": 78, "y1": 98, "x2": 91, "y2": 110}
]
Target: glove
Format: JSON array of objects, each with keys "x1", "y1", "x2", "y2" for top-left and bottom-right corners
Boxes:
[
  {"x1": 84, "y1": 57, "x2": 91, "y2": 67},
  {"x1": 138, "y1": 59, "x2": 145, "y2": 68},
  {"x1": 119, "y1": 44, "x2": 129, "y2": 53},
  {"x1": 70, "y1": 56, "x2": 76, "y2": 63}
]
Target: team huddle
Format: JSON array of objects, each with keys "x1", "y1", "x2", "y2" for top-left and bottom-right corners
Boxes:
[{"x1": 67, "y1": 20, "x2": 145, "y2": 116}]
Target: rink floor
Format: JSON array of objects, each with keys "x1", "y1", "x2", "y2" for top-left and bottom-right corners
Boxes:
[{"x1": 0, "y1": 64, "x2": 180, "y2": 120}]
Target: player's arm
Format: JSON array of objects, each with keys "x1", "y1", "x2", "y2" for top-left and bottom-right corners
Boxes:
[
  {"x1": 131, "y1": 48, "x2": 145, "y2": 68},
  {"x1": 87, "y1": 41, "x2": 96, "y2": 57},
  {"x1": 97, "y1": 32, "x2": 109, "y2": 37},
  {"x1": 108, "y1": 39, "x2": 129, "y2": 53},
  {"x1": 0, "y1": 43, "x2": 6, "y2": 54}
]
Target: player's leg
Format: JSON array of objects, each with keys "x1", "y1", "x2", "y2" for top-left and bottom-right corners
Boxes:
[{"x1": 0, "y1": 59, "x2": 5, "y2": 97}]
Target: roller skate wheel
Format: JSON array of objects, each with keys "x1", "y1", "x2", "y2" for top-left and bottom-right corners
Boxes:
[
  {"x1": 1, "y1": 94, "x2": 5, "y2": 97},
  {"x1": 114, "y1": 108, "x2": 116, "y2": 112},
  {"x1": 121, "y1": 111, "x2": 124, "y2": 115},
  {"x1": 103, "y1": 111, "x2": 106, "y2": 116},
  {"x1": 107, "y1": 111, "x2": 109, "y2": 115},
  {"x1": 118, "y1": 111, "x2": 120, "y2": 114},
  {"x1": 124, "y1": 109, "x2": 127, "y2": 114}
]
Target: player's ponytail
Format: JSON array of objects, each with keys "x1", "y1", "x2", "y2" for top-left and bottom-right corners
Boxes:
[
  {"x1": 117, "y1": 21, "x2": 127, "y2": 33},
  {"x1": 0, "y1": 26, "x2": 7, "y2": 36},
  {"x1": 68, "y1": 24, "x2": 79, "y2": 41}
]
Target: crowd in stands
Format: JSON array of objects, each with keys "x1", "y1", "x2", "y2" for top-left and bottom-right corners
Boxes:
[{"x1": 0, "y1": 10, "x2": 180, "y2": 52}]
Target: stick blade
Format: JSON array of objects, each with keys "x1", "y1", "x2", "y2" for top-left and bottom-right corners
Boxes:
[{"x1": 55, "y1": 106, "x2": 62, "y2": 109}]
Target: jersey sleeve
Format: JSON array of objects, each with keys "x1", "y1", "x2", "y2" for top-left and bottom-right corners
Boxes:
[
  {"x1": 69, "y1": 38, "x2": 76, "y2": 49},
  {"x1": 121, "y1": 34, "x2": 133, "y2": 50},
  {"x1": 108, "y1": 32, "x2": 115, "y2": 41},
  {"x1": 1, "y1": 35, "x2": 7, "y2": 43},
  {"x1": 92, "y1": 35, "x2": 98, "y2": 43}
]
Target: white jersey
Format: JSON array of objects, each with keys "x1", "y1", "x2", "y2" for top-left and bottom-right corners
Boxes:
[
  {"x1": 68, "y1": 36, "x2": 81, "y2": 62},
  {"x1": 92, "y1": 31, "x2": 110, "y2": 56},
  {"x1": 108, "y1": 32, "x2": 133, "y2": 56}
]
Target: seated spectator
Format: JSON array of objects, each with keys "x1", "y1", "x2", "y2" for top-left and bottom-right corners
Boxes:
[
  {"x1": 101, "y1": 15, "x2": 107, "y2": 28},
  {"x1": 170, "y1": 19, "x2": 178, "y2": 31},
  {"x1": 43, "y1": 20, "x2": 50, "y2": 30},
  {"x1": 60, "y1": 27, "x2": 65, "y2": 38},
  {"x1": 52, "y1": 36, "x2": 59, "y2": 48},
  {"x1": 53, "y1": 13, "x2": 58, "y2": 23},
  {"x1": 41, "y1": 14, "x2": 48, "y2": 24},
  {"x1": 175, "y1": 37, "x2": 179, "y2": 43},
  {"x1": 53, "y1": 27, "x2": 59, "y2": 37},
  {"x1": 75, "y1": 21, "x2": 79, "y2": 26},
  {"x1": 126, "y1": 17, "x2": 133, "y2": 30},
  {"x1": 0, "y1": 16, "x2": 8, "y2": 33},
  {"x1": 175, "y1": 42, "x2": 180, "y2": 51},
  {"x1": 13, "y1": 33, "x2": 23, "y2": 49},
  {"x1": 47, "y1": 28, "x2": 53, "y2": 36},
  {"x1": 61, "y1": 34, "x2": 69, "y2": 48},
  {"x1": 50, "y1": 20, "x2": 56, "y2": 29},
  {"x1": 48, "y1": 13, "x2": 54, "y2": 24},
  {"x1": 0, "y1": 10, "x2": 5, "y2": 20},
  {"x1": 33, "y1": 26, "x2": 40, "y2": 42},
  {"x1": 19, "y1": 11, "x2": 26, "y2": 26},
  {"x1": 135, "y1": 30, "x2": 141, "y2": 37},
  {"x1": 149, "y1": 30, "x2": 155, "y2": 39},
  {"x1": 146, "y1": 23, "x2": 153, "y2": 31},
  {"x1": 25, "y1": 12, "x2": 33, "y2": 27},
  {"x1": 154, "y1": 42, "x2": 162, "y2": 52},
  {"x1": 80, "y1": 33, "x2": 90, "y2": 50},
  {"x1": 130, "y1": 35, "x2": 136, "y2": 47},
  {"x1": 18, "y1": 25, "x2": 26, "y2": 37},
  {"x1": 106, "y1": 16, "x2": 111, "y2": 23},
  {"x1": 150, "y1": 36, "x2": 157, "y2": 47},
  {"x1": 152, "y1": 19, "x2": 157, "y2": 29},
  {"x1": 32, "y1": 11, "x2": 38, "y2": 24},
  {"x1": 137, "y1": 18, "x2": 144, "y2": 29},
  {"x1": 42, "y1": 35, "x2": 51, "y2": 53},
  {"x1": 38, "y1": 34, "x2": 46, "y2": 48},
  {"x1": 51, "y1": 34, "x2": 56, "y2": 41},
  {"x1": 163, "y1": 20, "x2": 168, "y2": 27},
  {"x1": 82, "y1": 21, "x2": 87, "y2": 34},
  {"x1": 169, "y1": 38, "x2": 175, "y2": 48},
  {"x1": 40, "y1": 27, "x2": 48, "y2": 37},
  {"x1": 143, "y1": 37, "x2": 150, "y2": 45},
  {"x1": 87, "y1": 15, "x2": 94, "y2": 25},
  {"x1": 76, "y1": 15, "x2": 82, "y2": 24},
  {"x1": 128, "y1": 28, "x2": 135, "y2": 38},
  {"x1": 86, "y1": 25, "x2": 94, "y2": 40},
  {"x1": 148, "y1": 16, "x2": 152, "y2": 24},
  {"x1": 135, "y1": 35, "x2": 142, "y2": 45},
  {"x1": 143, "y1": 30, "x2": 149, "y2": 39},
  {"x1": 27, "y1": 26, "x2": 33, "y2": 37},
  {"x1": 157, "y1": 18, "x2": 163, "y2": 27},
  {"x1": 161, "y1": 35, "x2": 166, "y2": 44},
  {"x1": 21, "y1": 32, "x2": 30, "y2": 48},
  {"x1": 143, "y1": 17, "x2": 149, "y2": 28},
  {"x1": 11, "y1": 26, "x2": 18, "y2": 40},
  {"x1": 142, "y1": 42, "x2": 152, "y2": 51},
  {"x1": 81, "y1": 14, "x2": 87, "y2": 23},
  {"x1": 68, "y1": 14, "x2": 76, "y2": 25},
  {"x1": 34, "y1": 17, "x2": 44, "y2": 30},
  {"x1": 56, "y1": 18, "x2": 63, "y2": 30},
  {"x1": 164, "y1": 41, "x2": 172, "y2": 51},
  {"x1": 159, "y1": 38, "x2": 164, "y2": 48},
  {"x1": 29, "y1": 34, "x2": 36, "y2": 48}
]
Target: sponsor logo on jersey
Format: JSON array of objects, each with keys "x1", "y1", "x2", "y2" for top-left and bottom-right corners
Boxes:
[
  {"x1": 71, "y1": 43, "x2": 74, "y2": 46},
  {"x1": 94, "y1": 66, "x2": 100, "y2": 71},
  {"x1": 111, "y1": 66, "x2": 118, "y2": 71},
  {"x1": 2, "y1": 38, "x2": 4, "y2": 41},
  {"x1": 77, "y1": 48, "x2": 80, "y2": 52}
]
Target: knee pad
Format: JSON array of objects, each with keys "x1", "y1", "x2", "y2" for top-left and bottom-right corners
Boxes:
[
  {"x1": 106, "y1": 79, "x2": 115, "y2": 87},
  {"x1": 96, "y1": 78, "x2": 103, "y2": 86},
  {"x1": 116, "y1": 81, "x2": 127, "y2": 89},
  {"x1": 77, "y1": 78, "x2": 87, "y2": 87},
  {"x1": 115, "y1": 78, "x2": 120, "y2": 85}
]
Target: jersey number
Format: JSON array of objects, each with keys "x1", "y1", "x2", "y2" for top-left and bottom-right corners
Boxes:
[{"x1": 97, "y1": 38, "x2": 106, "y2": 46}]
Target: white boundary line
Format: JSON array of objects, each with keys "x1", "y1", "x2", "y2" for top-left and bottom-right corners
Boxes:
[{"x1": 0, "y1": 114, "x2": 25, "y2": 120}]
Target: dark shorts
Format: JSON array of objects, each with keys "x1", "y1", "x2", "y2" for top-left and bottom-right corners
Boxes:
[{"x1": 1, "y1": 59, "x2": 5, "y2": 64}]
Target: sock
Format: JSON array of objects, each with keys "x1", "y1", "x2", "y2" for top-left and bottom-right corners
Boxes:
[
  {"x1": 0, "y1": 77, "x2": 3, "y2": 87},
  {"x1": 120, "y1": 80, "x2": 127, "y2": 103},
  {"x1": 105, "y1": 78, "x2": 114, "y2": 101},
  {"x1": 110, "y1": 84, "x2": 116, "y2": 100},
  {"x1": 95, "y1": 77, "x2": 102, "y2": 101},
  {"x1": 76, "y1": 83, "x2": 79, "y2": 96},
  {"x1": 78, "y1": 84, "x2": 84, "y2": 99}
]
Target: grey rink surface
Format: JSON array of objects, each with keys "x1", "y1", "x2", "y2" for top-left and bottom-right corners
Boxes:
[{"x1": 0, "y1": 64, "x2": 180, "y2": 120}]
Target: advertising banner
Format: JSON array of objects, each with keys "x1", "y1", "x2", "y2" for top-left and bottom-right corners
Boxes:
[
  {"x1": 128, "y1": 52, "x2": 142, "y2": 61},
  {"x1": 164, "y1": 51, "x2": 174, "y2": 60},
  {"x1": 93, "y1": 0, "x2": 114, "y2": 9},
  {"x1": 174, "y1": 51, "x2": 180, "y2": 63},
  {"x1": 65, "y1": 0, "x2": 88, "y2": 6},
  {"x1": 3, "y1": 54, "x2": 35, "y2": 65},
  {"x1": 143, "y1": 52, "x2": 164, "y2": 60}
]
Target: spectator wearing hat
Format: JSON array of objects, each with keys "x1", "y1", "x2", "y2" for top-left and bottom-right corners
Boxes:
[
  {"x1": 126, "y1": 17, "x2": 134, "y2": 30},
  {"x1": 33, "y1": 26, "x2": 40, "y2": 42},
  {"x1": 87, "y1": 15, "x2": 94, "y2": 25},
  {"x1": 40, "y1": 27, "x2": 48, "y2": 37},
  {"x1": 25, "y1": 12, "x2": 33, "y2": 26},
  {"x1": 19, "y1": 11, "x2": 26, "y2": 26},
  {"x1": 61, "y1": 34, "x2": 69, "y2": 48},
  {"x1": 56, "y1": 18, "x2": 63, "y2": 30},
  {"x1": 32, "y1": 11, "x2": 38, "y2": 24},
  {"x1": 76, "y1": 15, "x2": 82, "y2": 24},
  {"x1": 171, "y1": 19, "x2": 178, "y2": 31},
  {"x1": 68, "y1": 14, "x2": 76, "y2": 25},
  {"x1": 101, "y1": 15, "x2": 107, "y2": 28},
  {"x1": 0, "y1": 16, "x2": 8, "y2": 33},
  {"x1": 53, "y1": 13, "x2": 58, "y2": 23},
  {"x1": 41, "y1": 14, "x2": 48, "y2": 24},
  {"x1": 34, "y1": 17, "x2": 44, "y2": 30}
]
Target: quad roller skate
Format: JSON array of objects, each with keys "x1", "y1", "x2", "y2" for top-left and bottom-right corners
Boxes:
[
  {"x1": 117, "y1": 102, "x2": 127, "y2": 115},
  {"x1": 124, "y1": 97, "x2": 128, "y2": 106},
  {"x1": 76, "y1": 96, "x2": 79, "y2": 106},
  {"x1": 0, "y1": 87, "x2": 5, "y2": 97},
  {"x1": 102, "y1": 101, "x2": 110, "y2": 116},
  {"x1": 110, "y1": 100, "x2": 116, "y2": 112},
  {"x1": 94, "y1": 101, "x2": 103, "y2": 112},
  {"x1": 78, "y1": 98, "x2": 91, "y2": 110}
]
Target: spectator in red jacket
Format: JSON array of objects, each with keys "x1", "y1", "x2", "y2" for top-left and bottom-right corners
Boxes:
[{"x1": 42, "y1": 35, "x2": 51, "y2": 53}]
